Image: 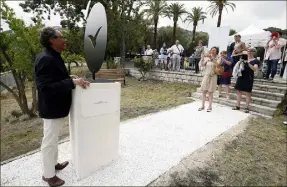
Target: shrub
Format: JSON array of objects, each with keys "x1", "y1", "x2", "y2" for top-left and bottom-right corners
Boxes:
[
  {"x1": 106, "y1": 58, "x2": 120, "y2": 69},
  {"x1": 133, "y1": 57, "x2": 153, "y2": 81}
]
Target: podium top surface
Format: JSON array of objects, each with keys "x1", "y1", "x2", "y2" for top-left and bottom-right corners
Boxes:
[{"x1": 87, "y1": 78, "x2": 116, "y2": 83}]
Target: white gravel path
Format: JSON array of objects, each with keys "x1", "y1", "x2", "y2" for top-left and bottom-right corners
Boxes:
[{"x1": 1, "y1": 101, "x2": 249, "y2": 186}]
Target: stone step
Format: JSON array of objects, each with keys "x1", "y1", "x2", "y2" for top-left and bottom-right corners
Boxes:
[
  {"x1": 196, "y1": 87, "x2": 285, "y2": 101},
  {"x1": 230, "y1": 82, "x2": 287, "y2": 94},
  {"x1": 231, "y1": 78, "x2": 287, "y2": 87},
  {"x1": 196, "y1": 88, "x2": 280, "y2": 108},
  {"x1": 192, "y1": 92, "x2": 276, "y2": 116}
]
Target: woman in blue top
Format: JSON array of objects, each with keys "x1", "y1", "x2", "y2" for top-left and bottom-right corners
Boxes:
[
  {"x1": 232, "y1": 47, "x2": 259, "y2": 113},
  {"x1": 217, "y1": 50, "x2": 234, "y2": 99}
]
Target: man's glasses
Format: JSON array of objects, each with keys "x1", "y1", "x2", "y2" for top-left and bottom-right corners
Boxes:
[{"x1": 53, "y1": 35, "x2": 65, "y2": 39}]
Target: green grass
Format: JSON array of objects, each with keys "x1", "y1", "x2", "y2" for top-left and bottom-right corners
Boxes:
[
  {"x1": 168, "y1": 116, "x2": 287, "y2": 186},
  {"x1": 1, "y1": 70, "x2": 196, "y2": 162}
]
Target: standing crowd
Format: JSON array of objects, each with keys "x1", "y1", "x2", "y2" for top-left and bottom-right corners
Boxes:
[
  {"x1": 140, "y1": 32, "x2": 286, "y2": 114},
  {"x1": 141, "y1": 40, "x2": 185, "y2": 71},
  {"x1": 198, "y1": 32, "x2": 286, "y2": 113}
]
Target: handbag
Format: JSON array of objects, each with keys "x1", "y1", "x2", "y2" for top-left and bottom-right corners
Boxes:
[
  {"x1": 222, "y1": 71, "x2": 232, "y2": 78},
  {"x1": 214, "y1": 57, "x2": 224, "y2": 76},
  {"x1": 176, "y1": 45, "x2": 183, "y2": 56}
]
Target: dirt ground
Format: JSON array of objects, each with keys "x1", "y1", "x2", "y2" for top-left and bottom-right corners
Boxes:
[
  {"x1": 149, "y1": 115, "x2": 287, "y2": 186},
  {"x1": 0, "y1": 75, "x2": 196, "y2": 162}
]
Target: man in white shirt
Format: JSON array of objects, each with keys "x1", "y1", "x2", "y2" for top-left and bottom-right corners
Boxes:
[
  {"x1": 170, "y1": 40, "x2": 184, "y2": 71},
  {"x1": 145, "y1": 45, "x2": 154, "y2": 56}
]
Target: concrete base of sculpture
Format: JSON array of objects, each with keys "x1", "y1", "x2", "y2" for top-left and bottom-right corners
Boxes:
[{"x1": 69, "y1": 81, "x2": 121, "y2": 180}]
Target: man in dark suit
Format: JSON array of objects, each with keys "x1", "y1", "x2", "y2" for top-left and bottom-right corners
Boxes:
[{"x1": 34, "y1": 27, "x2": 90, "y2": 187}]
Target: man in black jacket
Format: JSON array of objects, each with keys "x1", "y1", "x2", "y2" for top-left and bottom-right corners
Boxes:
[{"x1": 34, "y1": 27, "x2": 90, "y2": 187}]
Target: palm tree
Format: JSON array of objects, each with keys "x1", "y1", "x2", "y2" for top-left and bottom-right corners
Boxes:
[
  {"x1": 165, "y1": 3, "x2": 187, "y2": 43},
  {"x1": 207, "y1": 0, "x2": 236, "y2": 27},
  {"x1": 184, "y1": 7, "x2": 206, "y2": 44},
  {"x1": 143, "y1": 0, "x2": 168, "y2": 49}
]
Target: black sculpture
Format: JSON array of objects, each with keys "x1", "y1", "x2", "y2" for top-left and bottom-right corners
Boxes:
[{"x1": 84, "y1": 3, "x2": 107, "y2": 81}]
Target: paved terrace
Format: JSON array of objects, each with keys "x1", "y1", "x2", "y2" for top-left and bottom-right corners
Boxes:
[{"x1": 1, "y1": 101, "x2": 249, "y2": 186}]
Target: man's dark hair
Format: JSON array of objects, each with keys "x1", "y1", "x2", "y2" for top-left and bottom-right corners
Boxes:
[
  {"x1": 39, "y1": 27, "x2": 58, "y2": 48},
  {"x1": 277, "y1": 31, "x2": 282, "y2": 36}
]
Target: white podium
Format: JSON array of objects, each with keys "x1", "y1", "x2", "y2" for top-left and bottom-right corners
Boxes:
[{"x1": 69, "y1": 82, "x2": 121, "y2": 180}]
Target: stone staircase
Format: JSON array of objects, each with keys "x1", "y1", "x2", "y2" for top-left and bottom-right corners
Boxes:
[{"x1": 192, "y1": 78, "x2": 287, "y2": 116}]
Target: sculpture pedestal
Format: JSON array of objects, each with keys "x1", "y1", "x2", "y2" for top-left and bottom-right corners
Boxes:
[{"x1": 69, "y1": 82, "x2": 121, "y2": 180}]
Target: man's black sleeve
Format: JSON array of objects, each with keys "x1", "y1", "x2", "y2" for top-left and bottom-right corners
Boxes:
[
  {"x1": 35, "y1": 56, "x2": 75, "y2": 94},
  {"x1": 228, "y1": 42, "x2": 235, "y2": 54}
]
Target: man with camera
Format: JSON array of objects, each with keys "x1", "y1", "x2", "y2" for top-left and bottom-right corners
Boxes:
[{"x1": 264, "y1": 31, "x2": 286, "y2": 80}]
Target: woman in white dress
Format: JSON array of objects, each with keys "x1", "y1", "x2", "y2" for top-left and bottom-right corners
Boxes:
[{"x1": 198, "y1": 47, "x2": 219, "y2": 112}]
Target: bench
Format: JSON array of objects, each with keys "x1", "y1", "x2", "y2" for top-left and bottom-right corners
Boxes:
[{"x1": 95, "y1": 68, "x2": 126, "y2": 85}]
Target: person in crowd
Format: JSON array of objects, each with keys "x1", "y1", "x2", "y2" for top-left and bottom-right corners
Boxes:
[
  {"x1": 160, "y1": 43, "x2": 168, "y2": 70},
  {"x1": 217, "y1": 50, "x2": 234, "y2": 99},
  {"x1": 198, "y1": 47, "x2": 219, "y2": 112},
  {"x1": 280, "y1": 47, "x2": 287, "y2": 78},
  {"x1": 194, "y1": 40, "x2": 204, "y2": 73},
  {"x1": 34, "y1": 27, "x2": 90, "y2": 186},
  {"x1": 153, "y1": 49, "x2": 159, "y2": 67},
  {"x1": 170, "y1": 40, "x2": 184, "y2": 71},
  {"x1": 227, "y1": 43, "x2": 234, "y2": 58},
  {"x1": 144, "y1": 45, "x2": 153, "y2": 56},
  {"x1": 264, "y1": 31, "x2": 286, "y2": 80},
  {"x1": 167, "y1": 47, "x2": 172, "y2": 70},
  {"x1": 232, "y1": 47, "x2": 259, "y2": 113},
  {"x1": 231, "y1": 34, "x2": 247, "y2": 66},
  {"x1": 141, "y1": 45, "x2": 145, "y2": 55}
]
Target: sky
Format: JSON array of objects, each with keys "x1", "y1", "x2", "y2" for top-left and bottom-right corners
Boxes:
[{"x1": 1, "y1": 0, "x2": 286, "y2": 34}]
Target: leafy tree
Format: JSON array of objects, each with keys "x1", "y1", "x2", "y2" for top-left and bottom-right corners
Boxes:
[
  {"x1": 62, "y1": 51, "x2": 85, "y2": 75},
  {"x1": 165, "y1": 3, "x2": 187, "y2": 43},
  {"x1": 125, "y1": 11, "x2": 153, "y2": 52},
  {"x1": 143, "y1": 0, "x2": 168, "y2": 49},
  {"x1": 157, "y1": 26, "x2": 208, "y2": 56},
  {"x1": 264, "y1": 27, "x2": 287, "y2": 38},
  {"x1": 61, "y1": 28, "x2": 85, "y2": 69},
  {"x1": 0, "y1": 0, "x2": 43, "y2": 116},
  {"x1": 19, "y1": 0, "x2": 147, "y2": 60},
  {"x1": 207, "y1": 0, "x2": 236, "y2": 27},
  {"x1": 133, "y1": 57, "x2": 153, "y2": 81},
  {"x1": 229, "y1": 28, "x2": 236, "y2": 36},
  {"x1": 184, "y1": 7, "x2": 206, "y2": 44}
]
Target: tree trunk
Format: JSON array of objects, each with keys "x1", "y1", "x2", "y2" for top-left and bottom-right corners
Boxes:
[
  {"x1": 121, "y1": 24, "x2": 126, "y2": 64},
  {"x1": 192, "y1": 23, "x2": 197, "y2": 43},
  {"x1": 0, "y1": 80, "x2": 20, "y2": 104},
  {"x1": 120, "y1": 0, "x2": 134, "y2": 65},
  {"x1": 31, "y1": 82, "x2": 38, "y2": 113},
  {"x1": 173, "y1": 21, "x2": 177, "y2": 43},
  {"x1": 0, "y1": 49, "x2": 35, "y2": 117},
  {"x1": 18, "y1": 80, "x2": 35, "y2": 117},
  {"x1": 217, "y1": 4, "x2": 223, "y2": 27},
  {"x1": 153, "y1": 17, "x2": 158, "y2": 49}
]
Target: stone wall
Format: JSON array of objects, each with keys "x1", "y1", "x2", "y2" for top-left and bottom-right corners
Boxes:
[{"x1": 128, "y1": 68, "x2": 203, "y2": 85}]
